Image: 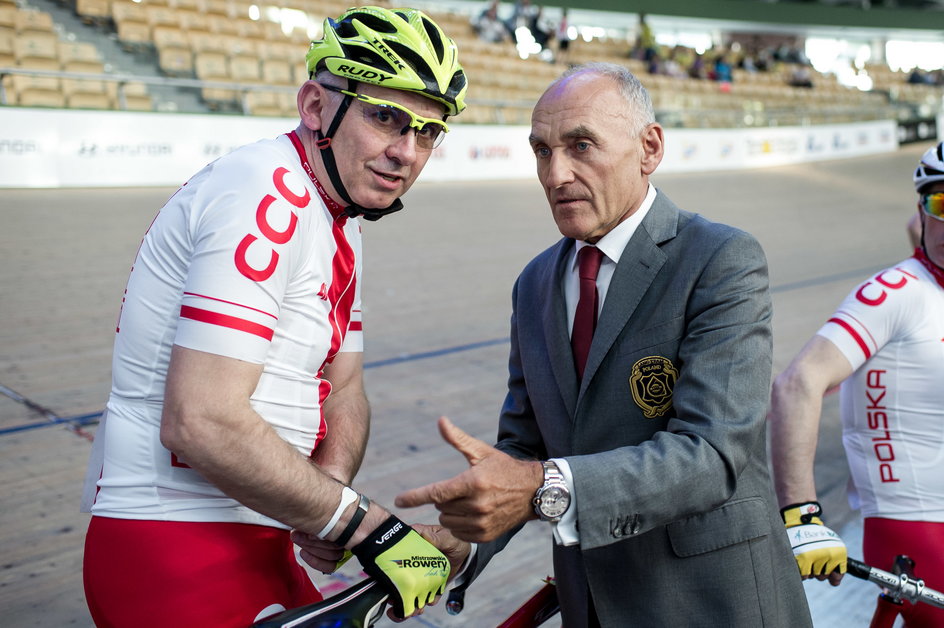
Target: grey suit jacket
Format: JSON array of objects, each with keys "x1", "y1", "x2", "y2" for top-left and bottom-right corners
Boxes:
[{"x1": 468, "y1": 192, "x2": 811, "y2": 627}]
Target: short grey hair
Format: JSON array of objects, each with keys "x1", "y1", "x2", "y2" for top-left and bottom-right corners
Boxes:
[{"x1": 557, "y1": 62, "x2": 655, "y2": 136}]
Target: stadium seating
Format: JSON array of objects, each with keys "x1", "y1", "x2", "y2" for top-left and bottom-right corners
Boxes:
[
  {"x1": 0, "y1": 5, "x2": 158, "y2": 110},
  {"x1": 119, "y1": 80, "x2": 154, "y2": 110},
  {"x1": 75, "y1": 0, "x2": 111, "y2": 25},
  {"x1": 0, "y1": 30, "x2": 13, "y2": 68},
  {"x1": 59, "y1": 41, "x2": 112, "y2": 110},
  {"x1": 0, "y1": 0, "x2": 940, "y2": 124},
  {"x1": 9, "y1": 74, "x2": 64, "y2": 107},
  {"x1": 0, "y1": 4, "x2": 15, "y2": 37}
]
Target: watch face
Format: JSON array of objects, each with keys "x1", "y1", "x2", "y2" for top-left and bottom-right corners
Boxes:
[{"x1": 539, "y1": 486, "x2": 571, "y2": 518}]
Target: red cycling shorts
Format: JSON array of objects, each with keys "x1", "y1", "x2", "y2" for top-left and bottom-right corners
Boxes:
[
  {"x1": 84, "y1": 516, "x2": 323, "y2": 627},
  {"x1": 863, "y1": 517, "x2": 944, "y2": 628}
]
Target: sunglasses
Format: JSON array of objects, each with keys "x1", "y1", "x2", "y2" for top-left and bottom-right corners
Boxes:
[
  {"x1": 921, "y1": 192, "x2": 944, "y2": 222},
  {"x1": 320, "y1": 84, "x2": 449, "y2": 150}
]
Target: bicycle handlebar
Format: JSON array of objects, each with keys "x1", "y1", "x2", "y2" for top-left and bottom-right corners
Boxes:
[
  {"x1": 847, "y1": 557, "x2": 944, "y2": 610},
  {"x1": 250, "y1": 578, "x2": 388, "y2": 628},
  {"x1": 250, "y1": 575, "x2": 559, "y2": 628},
  {"x1": 250, "y1": 555, "x2": 944, "y2": 628}
]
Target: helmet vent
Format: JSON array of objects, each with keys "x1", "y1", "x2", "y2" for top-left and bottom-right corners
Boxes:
[
  {"x1": 448, "y1": 70, "x2": 466, "y2": 93},
  {"x1": 421, "y1": 16, "x2": 445, "y2": 62},
  {"x1": 924, "y1": 165, "x2": 944, "y2": 177},
  {"x1": 335, "y1": 19, "x2": 358, "y2": 38},
  {"x1": 389, "y1": 41, "x2": 432, "y2": 80},
  {"x1": 349, "y1": 11, "x2": 398, "y2": 33},
  {"x1": 339, "y1": 44, "x2": 395, "y2": 74}
]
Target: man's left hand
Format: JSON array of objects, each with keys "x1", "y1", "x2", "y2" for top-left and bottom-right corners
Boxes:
[
  {"x1": 412, "y1": 523, "x2": 471, "y2": 581},
  {"x1": 395, "y1": 416, "x2": 542, "y2": 542},
  {"x1": 291, "y1": 530, "x2": 351, "y2": 574}
]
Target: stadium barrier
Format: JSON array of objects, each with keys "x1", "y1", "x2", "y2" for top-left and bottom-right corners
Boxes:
[{"x1": 0, "y1": 107, "x2": 898, "y2": 188}]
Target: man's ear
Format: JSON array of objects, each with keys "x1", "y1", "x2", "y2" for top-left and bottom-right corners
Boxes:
[
  {"x1": 640, "y1": 122, "x2": 665, "y2": 176},
  {"x1": 298, "y1": 80, "x2": 329, "y2": 133}
]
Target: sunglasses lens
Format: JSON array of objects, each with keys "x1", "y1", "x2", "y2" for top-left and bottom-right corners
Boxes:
[
  {"x1": 362, "y1": 102, "x2": 410, "y2": 133},
  {"x1": 418, "y1": 124, "x2": 445, "y2": 149},
  {"x1": 359, "y1": 100, "x2": 445, "y2": 149},
  {"x1": 923, "y1": 193, "x2": 944, "y2": 219}
]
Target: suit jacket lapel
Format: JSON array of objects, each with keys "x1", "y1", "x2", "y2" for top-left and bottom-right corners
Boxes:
[
  {"x1": 580, "y1": 192, "x2": 679, "y2": 395},
  {"x1": 541, "y1": 238, "x2": 579, "y2": 418}
]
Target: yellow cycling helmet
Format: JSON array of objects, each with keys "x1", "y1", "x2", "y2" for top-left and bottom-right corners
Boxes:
[{"x1": 306, "y1": 6, "x2": 467, "y2": 117}]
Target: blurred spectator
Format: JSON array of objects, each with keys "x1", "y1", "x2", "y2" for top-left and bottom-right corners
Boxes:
[
  {"x1": 908, "y1": 68, "x2": 934, "y2": 85},
  {"x1": 788, "y1": 65, "x2": 814, "y2": 88},
  {"x1": 633, "y1": 13, "x2": 657, "y2": 62},
  {"x1": 774, "y1": 41, "x2": 809, "y2": 66},
  {"x1": 660, "y1": 46, "x2": 691, "y2": 79},
  {"x1": 645, "y1": 46, "x2": 695, "y2": 80},
  {"x1": 506, "y1": 0, "x2": 538, "y2": 37},
  {"x1": 740, "y1": 52, "x2": 758, "y2": 73},
  {"x1": 712, "y1": 51, "x2": 733, "y2": 83},
  {"x1": 646, "y1": 45, "x2": 664, "y2": 75},
  {"x1": 689, "y1": 52, "x2": 708, "y2": 79},
  {"x1": 754, "y1": 47, "x2": 772, "y2": 72},
  {"x1": 473, "y1": 0, "x2": 509, "y2": 43},
  {"x1": 555, "y1": 8, "x2": 571, "y2": 64},
  {"x1": 528, "y1": 5, "x2": 552, "y2": 50}
]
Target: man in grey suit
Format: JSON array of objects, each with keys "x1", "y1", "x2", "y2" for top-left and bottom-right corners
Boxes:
[{"x1": 396, "y1": 62, "x2": 811, "y2": 626}]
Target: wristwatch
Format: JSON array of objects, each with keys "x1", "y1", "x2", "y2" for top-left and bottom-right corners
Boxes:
[{"x1": 533, "y1": 460, "x2": 571, "y2": 522}]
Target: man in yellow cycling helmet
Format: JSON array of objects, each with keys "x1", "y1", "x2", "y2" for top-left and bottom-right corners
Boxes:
[
  {"x1": 81, "y1": 7, "x2": 468, "y2": 627},
  {"x1": 303, "y1": 6, "x2": 467, "y2": 220}
]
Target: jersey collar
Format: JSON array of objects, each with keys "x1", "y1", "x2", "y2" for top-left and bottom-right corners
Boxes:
[
  {"x1": 914, "y1": 246, "x2": 944, "y2": 289},
  {"x1": 287, "y1": 131, "x2": 345, "y2": 221}
]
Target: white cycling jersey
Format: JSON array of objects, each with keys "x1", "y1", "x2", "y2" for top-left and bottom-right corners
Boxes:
[
  {"x1": 817, "y1": 252, "x2": 944, "y2": 522},
  {"x1": 85, "y1": 132, "x2": 363, "y2": 528}
]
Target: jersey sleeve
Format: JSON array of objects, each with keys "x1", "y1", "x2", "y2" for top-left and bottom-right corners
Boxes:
[
  {"x1": 174, "y1": 152, "x2": 313, "y2": 364},
  {"x1": 816, "y1": 264, "x2": 916, "y2": 370}
]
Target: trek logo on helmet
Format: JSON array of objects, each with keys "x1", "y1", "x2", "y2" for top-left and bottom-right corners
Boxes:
[{"x1": 371, "y1": 38, "x2": 406, "y2": 71}]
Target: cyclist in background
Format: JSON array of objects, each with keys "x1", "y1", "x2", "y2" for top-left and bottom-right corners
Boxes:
[
  {"x1": 769, "y1": 141, "x2": 944, "y2": 627},
  {"x1": 81, "y1": 7, "x2": 467, "y2": 626}
]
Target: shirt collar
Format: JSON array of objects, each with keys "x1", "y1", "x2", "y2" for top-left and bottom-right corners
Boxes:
[{"x1": 572, "y1": 183, "x2": 657, "y2": 269}]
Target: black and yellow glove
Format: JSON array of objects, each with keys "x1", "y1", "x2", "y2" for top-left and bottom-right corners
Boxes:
[
  {"x1": 781, "y1": 501, "x2": 847, "y2": 577},
  {"x1": 352, "y1": 515, "x2": 450, "y2": 618}
]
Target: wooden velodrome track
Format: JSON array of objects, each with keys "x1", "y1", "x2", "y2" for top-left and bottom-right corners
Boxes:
[{"x1": 0, "y1": 140, "x2": 927, "y2": 626}]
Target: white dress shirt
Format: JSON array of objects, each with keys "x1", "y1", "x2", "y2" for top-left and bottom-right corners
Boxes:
[{"x1": 551, "y1": 182, "x2": 657, "y2": 545}]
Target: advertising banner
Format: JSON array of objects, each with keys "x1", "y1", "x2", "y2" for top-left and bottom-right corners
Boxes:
[
  {"x1": 0, "y1": 108, "x2": 898, "y2": 188},
  {"x1": 659, "y1": 120, "x2": 899, "y2": 173}
]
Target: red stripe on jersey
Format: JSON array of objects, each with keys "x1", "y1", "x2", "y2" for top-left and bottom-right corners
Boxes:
[
  {"x1": 182, "y1": 292, "x2": 278, "y2": 320},
  {"x1": 828, "y1": 316, "x2": 872, "y2": 360},
  {"x1": 310, "y1": 378, "x2": 331, "y2": 456},
  {"x1": 324, "y1": 220, "x2": 357, "y2": 363},
  {"x1": 180, "y1": 305, "x2": 274, "y2": 341},
  {"x1": 348, "y1": 321, "x2": 362, "y2": 331}
]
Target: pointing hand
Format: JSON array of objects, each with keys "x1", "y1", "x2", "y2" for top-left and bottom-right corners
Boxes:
[{"x1": 395, "y1": 417, "x2": 543, "y2": 542}]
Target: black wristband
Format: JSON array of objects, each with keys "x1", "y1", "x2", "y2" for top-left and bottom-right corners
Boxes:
[
  {"x1": 351, "y1": 514, "x2": 410, "y2": 562},
  {"x1": 334, "y1": 493, "x2": 370, "y2": 547},
  {"x1": 779, "y1": 501, "x2": 823, "y2": 525}
]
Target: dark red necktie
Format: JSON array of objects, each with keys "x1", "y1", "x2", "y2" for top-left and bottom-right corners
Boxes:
[{"x1": 572, "y1": 245, "x2": 603, "y2": 381}]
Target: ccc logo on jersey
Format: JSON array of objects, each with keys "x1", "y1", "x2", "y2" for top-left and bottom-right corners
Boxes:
[
  {"x1": 234, "y1": 167, "x2": 310, "y2": 282},
  {"x1": 855, "y1": 267, "x2": 918, "y2": 307}
]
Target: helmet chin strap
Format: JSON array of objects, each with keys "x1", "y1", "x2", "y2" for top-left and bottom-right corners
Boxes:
[{"x1": 315, "y1": 81, "x2": 404, "y2": 221}]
